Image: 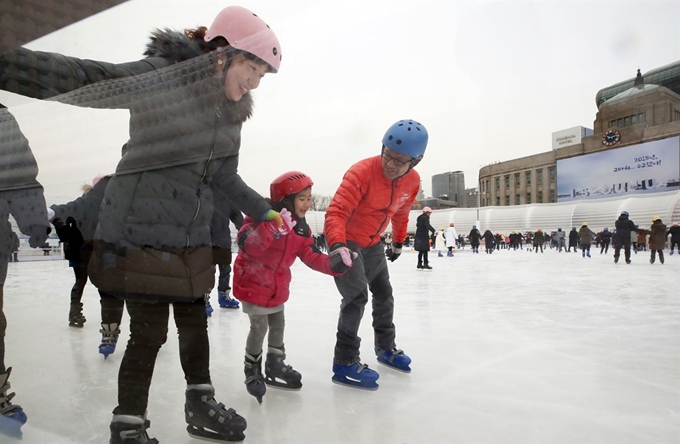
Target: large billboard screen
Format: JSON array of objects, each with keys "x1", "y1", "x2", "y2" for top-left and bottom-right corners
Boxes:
[{"x1": 556, "y1": 137, "x2": 680, "y2": 202}]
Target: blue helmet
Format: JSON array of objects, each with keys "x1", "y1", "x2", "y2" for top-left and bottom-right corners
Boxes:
[
  {"x1": 621, "y1": 210, "x2": 629, "y2": 216},
  {"x1": 572, "y1": 226, "x2": 576, "y2": 230},
  {"x1": 472, "y1": 225, "x2": 477, "y2": 229},
  {"x1": 382, "y1": 119, "x2": 428, "y2": 158},
  {"x1": 604, "y1": 227, "x2": 609, "y2": 231}
]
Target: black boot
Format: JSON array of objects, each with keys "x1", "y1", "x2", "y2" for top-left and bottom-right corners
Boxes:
[
  {"x1": 68, "y1": 301, "x2": 86, "y2": 328},
  {"x1": 264, "y1": 346, "x2": 302, "y2": 390},
  {"x1": 110, "y1": 415, "x2": 158, "y2": 444},
  {"x1": 185, "y1": 384, "x2": 247, "y2": 441},
  {"x1": 244, "y1": 352, "x2": 266, "y2": 404}
]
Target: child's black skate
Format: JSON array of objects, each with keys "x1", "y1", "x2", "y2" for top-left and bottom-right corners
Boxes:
[
  {"x1": 244, "y1": 352, "x2": 266, "y2": 404},
  {"x1": 99, "y1": 323, "x2": 121, "y2": 359},
  {"x1": 264, "y1": 347, "x2": 302, "y2": 391},
  {"x1": 0, "y1": 368, "x2": 27, "y2": 438},
  {"x1": 109, "y1": 415, "x2": 158, "y2": 444},
  {"x1": 185, "y1": 384, "x2": 247, "y2": 442}
]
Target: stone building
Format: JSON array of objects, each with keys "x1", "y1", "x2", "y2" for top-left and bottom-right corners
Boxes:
[{"x1": 478, "y1": 61, "x2": 680, "y2": 207}]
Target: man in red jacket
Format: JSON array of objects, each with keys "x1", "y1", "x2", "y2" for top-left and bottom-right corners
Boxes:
[{"x1": 324, "y1": 119, "x2": 428, "y2": 390}]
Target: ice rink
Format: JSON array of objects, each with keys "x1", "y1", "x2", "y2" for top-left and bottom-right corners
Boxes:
[{"x1": 3, "y1": 246, "x2": 680, "y2": 444}]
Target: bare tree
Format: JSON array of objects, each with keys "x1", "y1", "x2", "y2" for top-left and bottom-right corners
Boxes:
[{"x1": 311, "y1": 194, "x2": 332, "y2": 211}]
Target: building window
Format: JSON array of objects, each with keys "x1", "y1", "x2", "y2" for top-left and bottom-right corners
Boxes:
[
  {"x1": 496, "y1": 196, "x2": 500, "y2": 206},
  {"x1": 18, "y1": 69, "x2": 29, "y2": 78},
  {"x1": 515, "y1": 194, "x2": 520, "y2": 205},
  {"x1": 549, "y1": 167, "x2": 556, "y2": 183},
  {"x1": 538, "y1": 190, "x2": 543, "y2": 203},
  {"x1": 505, "y1": 195, "x2": 510, "y2": 206},
  {"x1": 549, "y1": 189, "x2": 555, "y2": 202},
  {"x1": 514, "y1": 173, "x2": 520, "y2": 187},
  {"x1": 525, "y1": 171, "x2": 531, "y2": 185},
  {"x1": 495, "y1": 177, "x2": 500, "y2": 190},
  {"x1": 632, "y1": 114, "x2": 637, "y2": 125},
  {"x1": 526, "y1": 192, "x2": 531, "y2": 204},
  {"x1": 624, "y1": 116, "x2": 629, "y2": 126},
  {"x1": 486, "y1": 180, "x2": 489, "y2": 193},
  {"x1": 617, "y1": 118, "x2": 623, "y2": 127},
  {"x1": 610, "y1": 119, "x2": 616, "y2": 127},
  {"x1": 37, "y1": 59, "x2": 49, "y2": 69},
  {"x1": 537, "y1": 169, "x2": 543, "y2": 185},
  {"x1": 17, "y1": 53, "x2": 27, "y2": 64},
  {"x1": 638, "y1": 112, "x2": 644, "y2": 123},
  {"x1": 504, "y1": 175, "x2": 509, "y2": 188}
]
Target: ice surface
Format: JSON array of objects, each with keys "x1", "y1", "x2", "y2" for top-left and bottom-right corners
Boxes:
[{"x1": 3, "y1": 247, "x2": 679, "y2": 444}]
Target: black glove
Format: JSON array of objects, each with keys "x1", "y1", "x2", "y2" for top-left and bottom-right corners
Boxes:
[
  {"x1": 27, "y1": 224, "x2": 50, "y2": 248},
  {"x1": 329, "y1": 243, "x2": 352, "y2": 274},
  {"x1": 386, "y1": 242, "x2": 403, "y2": 262}
]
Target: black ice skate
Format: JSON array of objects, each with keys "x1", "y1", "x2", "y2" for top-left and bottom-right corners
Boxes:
[
  {"x1": 244, "y1": 352, "x2": 266, "y2": 404},
  {"x1": 68, "y1": 301, "x2": 86, "y2": 328},
  {"x1": 109, "y1": 415, "x2": 158, "y2": 444},
  {"x1": 109, "y1": 414, "x2": 158, "y2": 444},
  {"x1": 0, "y1": 368, "x2": 27, "y2": 438},
  {"x1": 264, "y1": 347, "x2": 302, "y2": 391},
  {"x1": 185, "y1": 384, "x2": 247, "y2": 442}
]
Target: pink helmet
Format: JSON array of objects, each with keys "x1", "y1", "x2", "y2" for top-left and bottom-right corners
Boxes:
[
  {"x1": 92, "y1": 173, "x2": 106, "y2": 186},
  {"x1": 423, "y1": 207, "x2": 432, "y2": 213},
  {"x1": 205, "y1": 6, "x2": 281, "y2": 73}
]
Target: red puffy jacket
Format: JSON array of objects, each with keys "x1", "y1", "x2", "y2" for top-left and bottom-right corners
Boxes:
[
  {"x1": 324, "y1": 155, "x2": 420, "y2": 248},
  {"x1": 233, "y1": 216, "x2": 335, "y2": 308}
]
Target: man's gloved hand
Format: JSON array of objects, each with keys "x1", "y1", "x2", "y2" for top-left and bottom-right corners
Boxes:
[
  {"x1": 386, "y1": 242, "x2": 403, "y2": 262},
  {"x1": 329, "y1": 243, "x2": 355, "y2": 274}
]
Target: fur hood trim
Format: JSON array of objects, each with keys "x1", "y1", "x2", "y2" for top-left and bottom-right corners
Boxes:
[{"x1": 144, "y1": 29, "x2": 203, "y2": 63}]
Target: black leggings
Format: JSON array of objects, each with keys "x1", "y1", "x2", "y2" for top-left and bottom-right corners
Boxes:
[{"x1": 116, "y1": 297, "x2": 210, "y2": 416}]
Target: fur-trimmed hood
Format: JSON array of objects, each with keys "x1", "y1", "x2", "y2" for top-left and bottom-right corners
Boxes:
[{"x1": 144, "y1": 29, "x2": 204, "y2": 63}]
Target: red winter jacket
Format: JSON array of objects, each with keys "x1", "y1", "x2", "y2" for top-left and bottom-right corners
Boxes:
[
  {"x1": 324, "y1": 155, "x2": 420, "y2": 248},
  {"x1": 233, "y1": 216, "x2": 336, "y2": 308}
]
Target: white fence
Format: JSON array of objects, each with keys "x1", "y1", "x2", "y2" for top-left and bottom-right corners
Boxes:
[{"x1": 304, "y1": 190, "x2": 680, "y2": 235}]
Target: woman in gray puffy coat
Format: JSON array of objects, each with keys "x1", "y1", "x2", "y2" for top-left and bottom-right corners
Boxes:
[{"x1": 1, "y1": 6, "x2": 285, "y2": 443}]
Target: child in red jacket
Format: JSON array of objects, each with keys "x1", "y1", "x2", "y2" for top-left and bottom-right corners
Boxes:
[{"x1": 233, "y1": 171, "x2": 351, "y2": 404}]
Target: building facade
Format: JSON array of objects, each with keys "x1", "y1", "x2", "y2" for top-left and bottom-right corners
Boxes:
[
  {"x1": 432, "y1": 171, "x2": 465, "y2": 206},
  {"x1": 479, "y1": 62, "x2": 680, "y2": 207}
]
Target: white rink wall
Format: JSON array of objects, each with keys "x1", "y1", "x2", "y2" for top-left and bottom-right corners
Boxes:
[{"x1": 304, "y1": 190, "x2": 680, "y2": 235}]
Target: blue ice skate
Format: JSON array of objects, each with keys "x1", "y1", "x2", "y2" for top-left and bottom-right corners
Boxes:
[
  {"x1": 332, "y1": 363, "x2": 379, "y2": 390},
  {"x1": 0, "y1": 368, "x2": 27, "y2": 438},
  {"x1": 437, "y1": 251, "x2": 443, "y2": 257},
  {"x1": 218, "y1": 290, "x2": 240, "y2": 309},
  {"x1": 375, "y1": 348, "x2": 412, "y2": 373},
  {"x1": 447, "y1": 251, "x2": 454, "y2": 257},
  {"x1": 99, "y1": 323, "x2": 120, "y2": 360}
]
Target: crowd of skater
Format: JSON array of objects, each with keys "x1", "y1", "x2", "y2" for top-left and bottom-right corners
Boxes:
[{"x1": 382, "y1": 208, "x2": 680, "y2": 269}]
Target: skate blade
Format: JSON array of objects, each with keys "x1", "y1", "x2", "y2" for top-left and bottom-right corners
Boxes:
[
  {"x1": 331, "y1": 375, "x2": 378, "y2": 391},
  {"x1": 376, "y1": 360, "x2": 412, "y2": 373},
  {"x1": 0, "y1": 414, "x2": 25, "y2": 438},
  {"x1": 187, "y1": 425, "x2": 245, "y2": 443},
  {"x1": 264, "y1": 380, "x2": 302, "y2": 391}
]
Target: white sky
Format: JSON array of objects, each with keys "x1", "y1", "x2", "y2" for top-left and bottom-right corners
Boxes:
[{"x1": 2, "y1": 0, "x2": 679, "y2": 202}]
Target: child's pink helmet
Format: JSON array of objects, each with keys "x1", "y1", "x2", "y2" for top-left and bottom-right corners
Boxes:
[{"x1": 205, "y1": 6, "x2": 282, "y2": 73}]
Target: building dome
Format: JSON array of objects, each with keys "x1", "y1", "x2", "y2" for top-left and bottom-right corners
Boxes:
[{"x1": 600, "y1": 83, "x2": 660, "y2": 107}]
